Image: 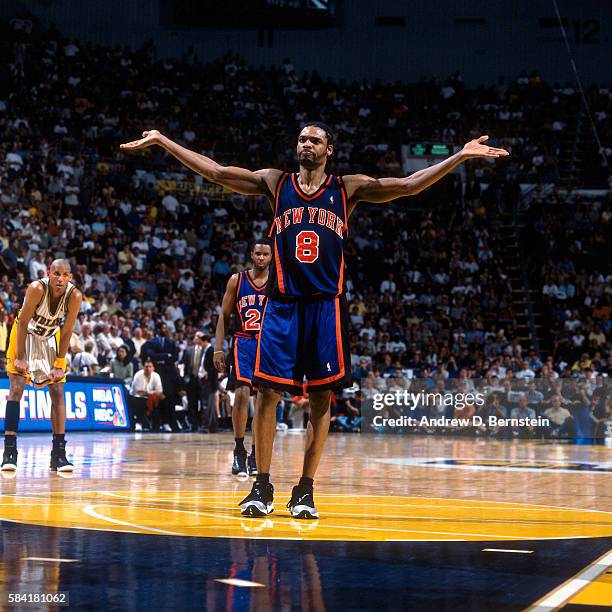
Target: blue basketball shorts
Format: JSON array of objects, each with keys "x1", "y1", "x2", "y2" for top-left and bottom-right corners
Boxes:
[
  {"x1": 253, "y1": 295, "x2": 352, "y2": 395},
  {"x1": 228, "y1": 333, "x2": 258, "y2": 391}
]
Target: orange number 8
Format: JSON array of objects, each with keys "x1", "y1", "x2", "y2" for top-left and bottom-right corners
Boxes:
[{"x1": 295, "y1": 230, "x2": 319, "y2": 263}]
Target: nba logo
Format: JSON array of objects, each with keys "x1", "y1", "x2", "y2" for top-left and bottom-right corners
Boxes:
[{"x1": 112, "y1": 386, "x2": 128, "y2": 427}]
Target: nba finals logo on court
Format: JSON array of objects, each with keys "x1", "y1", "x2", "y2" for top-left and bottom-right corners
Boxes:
[{"x1": 377, "y1": 457, "x2": 612, "y2": 474}]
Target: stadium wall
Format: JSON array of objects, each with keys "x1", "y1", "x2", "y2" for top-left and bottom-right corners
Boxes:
[{"x1": 2, "y1": 0, "x2": 611, "y2": 85}]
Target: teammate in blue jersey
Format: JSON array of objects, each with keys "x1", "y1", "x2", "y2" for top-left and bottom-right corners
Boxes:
[
  {"x1": 121, "y1": 124, "x2": 508, "y2": 519},
  {"x1": 213, "y1": 240, "x2": 272, "y2": 477}
]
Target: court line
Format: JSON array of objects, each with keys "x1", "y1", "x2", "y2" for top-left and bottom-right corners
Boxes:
[
  {"x1": 92, "y1": 493, "x2": 612, "y2": 529},
  {"x1": 0, "y1": 503, "x2": 81, "y2": 506},
  {"x1": 214, "y1": 578, "x2": 265, "y2": 588},
  {"x1": 8, "y1": 490, "x2": 612, "y2": 522},
  {"x1": 39, "y1": 489, "x2": 612, "y2": 525},
  {"x1": 481, "y1": 548, "x2": 534, "y2": 554},
  {"x1": 388, "y1": 459, "x2": 612, "y2": 468},
  {"x1": 386, "y1": 539, "x2": 465, "y2": 542},
  {"x1": 528, "y1": 548, "x2": 612, "y2": 611},
  {"x1": 84, "y1": 502, "x2": 529, "y2": 540},
  {"x1": 97, "y1": 495, "x2": 596, "y2": 513},
  {"x1": 271, "y1": 493, "x2": 612, "y2": 516},
  {"x1": 0, "y1": 516, "x2": 144, "y2": 535},
  {"x1": 107, "y1": 501, "x2": 612, "y2": 529},
  {"x1": 91, "y1": 491, "x2": 612, "y2": 516},
  {"x1": 22, "y1": 557, "x2": 80, "y2": 563},
  {"x1": 82, "y1": 505, "x2": 181, "y2": 536},
  {"x1": 73, "y1": 496, "x2": 612, "y2": 537},
  {"x1": 35, "y1": 490, "x2": 612, "y2": 518}
]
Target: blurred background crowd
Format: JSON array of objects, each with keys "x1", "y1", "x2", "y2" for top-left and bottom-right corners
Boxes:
[{"x1": 0, "y1": 18, "x2": 609, "y2": 436}]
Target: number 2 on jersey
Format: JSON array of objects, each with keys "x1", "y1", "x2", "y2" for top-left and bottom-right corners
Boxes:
[
  {"x1": 295, "y1": 230, "x2": 319, "y2": 263},
  {"x1": 244, "y1": 308, "x2": 261, "y2": 332}
]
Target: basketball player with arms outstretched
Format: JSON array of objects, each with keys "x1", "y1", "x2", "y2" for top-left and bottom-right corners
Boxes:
[
  {"x1": 1, "y1": 259, "x2": 83, "y2": 473},
  {"x1": 121, "y1": 124, "x2": 508, "y2": 518},
  {"x1": 213, "y1": 240, "x2": 272, "y2": 477}
]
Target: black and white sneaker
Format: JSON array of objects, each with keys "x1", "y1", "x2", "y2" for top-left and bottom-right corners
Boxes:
[
  {"x1": 247, "y1": 451, "x2": 257, "y2": 476},
  {"x1": 50, "y1": 442, "x2": 74, "y2": 472},
  {"x1": 287, "y1": 485, "x2": 319, "y2": 519},
  {"x1": 1, "y1": 446, "x2": 17, "y2": 471},
  {"x1": 232, "y1": 450, "x2": 248, "y2": 476},
  {"x1": 239, "y1": 482, "x2": 274, "y2": 517}
]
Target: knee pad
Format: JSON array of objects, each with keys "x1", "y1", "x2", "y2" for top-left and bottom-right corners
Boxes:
[{"x1": 4, "y1": 400, "x2": 21, "y2": 432}]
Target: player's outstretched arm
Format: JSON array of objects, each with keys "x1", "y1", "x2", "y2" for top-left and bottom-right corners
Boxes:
[
  {"x1": 120, "y1": 130, "x2": 282, "y2": 198},
  {"x1": 214, "y1": 273, "x2": 239, "y2": 373},
  {"x1": 52, "y1": 288, "x2": 83, "y2": 381},
  {"x1": 343, "y1": 135, "x2": 508, "y2": 209}
]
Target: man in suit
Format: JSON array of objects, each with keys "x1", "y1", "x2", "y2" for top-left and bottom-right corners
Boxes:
[
  {"x1": 199, "y1": 334, "x2": 220, "y2": 433},
  {"x1": 141, "y1": 323, "x2": 179, "y2": 431},
  {"x1": 180, "y1": 331, "x2": 206, "y2": 432}
]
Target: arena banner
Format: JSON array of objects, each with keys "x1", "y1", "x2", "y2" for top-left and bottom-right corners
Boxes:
[{"x1": 0, "y1": 375, "x2": 129, "y2": 432}]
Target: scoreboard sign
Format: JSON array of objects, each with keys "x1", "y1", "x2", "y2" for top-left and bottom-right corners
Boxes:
[
  {"x1": 409, "y1": 143, "x2": 453, "y2": 157},
  {"x1": 0, "y1": 375, "x2": 130, "y2": 432},
  {"x1": 402, "y1": 143, "x2": 462, "y2": 175}
]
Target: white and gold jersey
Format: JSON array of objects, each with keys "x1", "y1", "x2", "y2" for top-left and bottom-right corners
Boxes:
[{"x1": 25, "y1": 278, "x2": 75, "y2": 339}]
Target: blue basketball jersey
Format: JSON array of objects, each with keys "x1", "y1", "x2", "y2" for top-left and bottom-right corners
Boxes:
[
  {"x1": 268, "y1": 173, "x2": 348, "y2": 298},
  {"x1": 235, "y1": 270, "x2": 267, "y2": 336}
]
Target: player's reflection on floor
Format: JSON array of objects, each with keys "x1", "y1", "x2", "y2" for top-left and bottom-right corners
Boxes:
[
  {"x1": 211, "y1": 538, "x2": 325, "y2": 612},
  {"x1": 0, "y1": 435, "x2": 132, "y2": 478}
]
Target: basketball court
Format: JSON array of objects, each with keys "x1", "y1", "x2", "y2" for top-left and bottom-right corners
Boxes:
[{"x1": 1, "y1": 432, "x2": 610, "y2": 610}]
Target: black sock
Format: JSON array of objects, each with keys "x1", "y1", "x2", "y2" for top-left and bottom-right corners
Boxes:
[
  {"x1": 4, "y1": 434, "x2": 16, "y2": 447},
  {"x1": 235, "y1": 437, "x2": 245, "y2": 452},
  {"x1": 298, "y1": 476, "x2": 314, "y2": 490},
  {"x1": 256, "y1": 472, "x2": 270, "y2": 485},
  {"x1": 4, "y1": 399, "x2": 20, "y2": 433},
  {"x1": 52, "y1": 433, "x2": 65, "y2": 445},
  {"x1": 251, "y1": 444, "x2": 255, "y2": 455}
]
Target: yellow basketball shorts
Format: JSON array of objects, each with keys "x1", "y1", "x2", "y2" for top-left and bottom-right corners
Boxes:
[{"x1": 6, "y1": 326, "x2": 66, "y2": 387}]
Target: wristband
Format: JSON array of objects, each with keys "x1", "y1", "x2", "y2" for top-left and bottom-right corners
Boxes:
[
  {"x1": 213, "y1": 350, "x2": 224, "y2": 355},
  {"x1": 54, "y1": 357, "x2": 67, "y2": 370}
]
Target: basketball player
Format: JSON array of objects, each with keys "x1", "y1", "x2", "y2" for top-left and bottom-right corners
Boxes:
[
  {"x1": 1, "y1": 259, "x2": 83, "y2": 472},
  {"x1": 213, "y1": 240, "x2": 272, "y2": 477},
  {"x1": 120, "y1": 125, "x2": 508, "y2": 518}
]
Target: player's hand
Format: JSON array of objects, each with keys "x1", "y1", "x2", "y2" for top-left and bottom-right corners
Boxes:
[
  {"x1": 120, "y1": 130, "x2": 163, "y2": 151},
  {"x1": 213, "y1": 351, "x2": 226, "y2": 373},
  {"x1": 461, "y1": 135, "x2": 509, "y2": 159},
  {"x1": 13, "y1": 359, "x2": 29, "y2": 375},
  {"x1": 49, "y1": 367, "x2": 65, "y2": 382}
]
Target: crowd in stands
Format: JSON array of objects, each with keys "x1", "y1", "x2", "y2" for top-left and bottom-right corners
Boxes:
[
  {"x1": 0, "y1": 18, "x2": 609, "y2": 436},
  {"x1": 523, "y1": 189, "x2": 611, "y2": 370}
]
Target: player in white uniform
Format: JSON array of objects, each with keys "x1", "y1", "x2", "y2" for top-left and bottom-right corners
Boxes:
[{"x1": 2, "y1": 259, "x2": 82, "y2": 472}]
